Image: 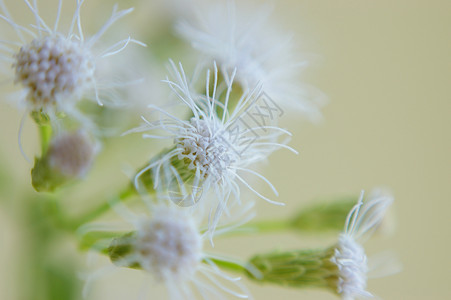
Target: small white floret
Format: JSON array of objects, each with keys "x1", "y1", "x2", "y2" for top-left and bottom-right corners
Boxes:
[
  {"x1": 175, "y1": 117, "x2": 238, "y2": 181},
  {"x1": 134, "y1": 206, "x2": 202, "y2": 281}
]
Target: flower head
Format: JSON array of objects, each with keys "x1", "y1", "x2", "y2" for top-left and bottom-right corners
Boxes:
[
  {"x1": 13, "y1": 35, "x2": 94, "y2": 108},
  {"x1": 95, "y1": 198, "x2": 253, "y2": 300},
  {"x1": 330, "y1": 190, "x2": 394, "y2": 299},
  {"x1": 0, "y1": 0, "x2": 142, "y2": 122},
  {"x1": 130, "y1": 61, "x2": 296, "y2": 230},
  {"x1": 133, "y1": 206, "x2": 202, "y2": 282},
  {"x1": 31, "y1": 129, "x2": 99, "y2": 191},
  {"x1": 246, "y1": 189, "x2": 398, "y2": 299},
  {"x1": 176, "y1": 0, "x2": 326, "y2": 121}
]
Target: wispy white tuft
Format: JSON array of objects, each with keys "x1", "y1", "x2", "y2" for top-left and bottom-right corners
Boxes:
[
  {"x1": 0, "y1": 0, "x2": 143, "y2": 125},
  {"x1": 84, "y1": 197, "x2": 252, "y2": 300},
  {"x1": 176, "y1": 0, "x2": 327, "y2": 122},
  {"x1": 331, "y1": 190, "x2": 394, "y2": 300},
  {"x1": 129, "y1": 61, "x2": 295, "y2": 232}
]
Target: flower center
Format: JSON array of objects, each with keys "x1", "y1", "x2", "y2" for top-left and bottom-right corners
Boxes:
[
  {"x1": 13, "y1": 35, "x2": 94, "y2": 107},
  {"x1": 175, "y1": 118, "x2": 237, "y2": 180},
  {"x1": 135, "y1": 209, "x2": 202, "y2": 280}
]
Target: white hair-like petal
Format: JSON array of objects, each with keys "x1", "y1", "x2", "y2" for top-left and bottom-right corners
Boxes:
[
  {"x1": 132, "y1": 61, "x2": 295, "y2": 232},
  {"x1": 331, "y1": 190, "x2": 395, "y2": 299},
  {"x1": 0, "y1": 0, "x2": 143, "y2": 125},
  {"x1": 176, "y1": 0, "x2": 327, "y2": 122}
]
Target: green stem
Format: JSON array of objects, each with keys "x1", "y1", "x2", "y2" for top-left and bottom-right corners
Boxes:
[
  {"x1": 38, "y1": 121, "x2": 52, "y2": 155},
  {"x1": 57, "y1": 146, "x2": 182, "y2": 231},
  {"x1": 31, "y1": 111, "x2": 53, "y2": 155},
  {"x1": 21, "y1": 194, "x2": 81, "y2": 300},
  {"x1": 68, "y1": 185, "x2": 137, "y2": 230},
  {"x1": 217, "y1": 199, "x2": 358, "y2": 238}
]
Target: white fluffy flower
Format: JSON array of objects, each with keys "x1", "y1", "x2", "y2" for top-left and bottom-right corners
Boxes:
[
  {"x1": 84, "y1": 198, "x2": 255, "y2": 300},
  {"x1": 330, "y1": 190, "x2": 394, "y2": 300},
  {"x1": 176, "y1": 0, "x2": 326, "y2": 121},
  {"x1": 130, "y1": 61, "x2": 296, "y2": 230},
  {"x1": 133, "y1": 206, "x2": 202, "y2": 282},
  {"x1": 0, "y1": 0, "x2": 143, "y2": 121}
]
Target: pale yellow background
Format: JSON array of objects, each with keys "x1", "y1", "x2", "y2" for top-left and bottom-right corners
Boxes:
[{"x1": 0, "y1": 0, "x2": 450, "y2": 299}]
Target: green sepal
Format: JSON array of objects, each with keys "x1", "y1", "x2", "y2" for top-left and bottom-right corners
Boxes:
[
  {"x1": 135, "y1": 147, "x2": 200, "y2": 206},
  {"x1": 290, "y1": 198, "x2": 357, "y2": 233},
  {"x1": 246, "y1": 247, "x2": 339, "y2": 293},
  {"x1": 108, "y1": 232, "x2": 141, "y2": 269},
  {"x1": 31, "y1": 156, "x2": 68, "y2": 192},
  {"x1": 78, "y1": 231, "x2": 125, "y2": 253}
]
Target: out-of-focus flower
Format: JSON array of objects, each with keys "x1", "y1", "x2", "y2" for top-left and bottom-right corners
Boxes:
[
  {"x1": 46, "y1": 129, "x2": 98, "y2": 178},
  {"x1": 31, "y1": 129, "x2": 99, "y2": 191},
  {"x1": 176, "y1": 0, "x2": 326, "y2": 122},
  {"x1": 0, "y1": 0, "x2": 143, "y2": 123},
  {"x1": 85, "y1": 197, "x2": 254, "y2": 300}
]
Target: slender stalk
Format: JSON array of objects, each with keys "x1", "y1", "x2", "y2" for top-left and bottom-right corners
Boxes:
[
  {"x1": 20, "y1": 194, "x2": 81, "y2": 300},
  {"x1": 68, "y1": 185, "x2": 137, "y2": 230},
  {"x1": 31, "y1": 111, "x2": 53, "y2": 155},
  {"x1": 38, "y1": 121, "x2": 52, "y2": 154},
  {"x1": 219, "y1": 199, "x2": 357, "y2": 237}
]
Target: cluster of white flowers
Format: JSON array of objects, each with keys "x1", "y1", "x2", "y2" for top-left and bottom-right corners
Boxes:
[{"x1": 0, "y1": 1, "x2": 399, "y2": 300}]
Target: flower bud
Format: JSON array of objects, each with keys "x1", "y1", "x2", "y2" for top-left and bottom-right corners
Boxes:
[
  {"x1": 247, "y1": 190, "x2": 397, "y2": 299},
  {"x1": 31, "y1": 130, "x2": 98, "y2": 192},
  {"x1": 290, "y1": 198, "x2": 357, "y2": 233}
]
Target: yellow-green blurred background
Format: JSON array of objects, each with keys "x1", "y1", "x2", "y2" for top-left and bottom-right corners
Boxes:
[{"x1": 0, "y1": 0, "x2": 450, "y2": 299}]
